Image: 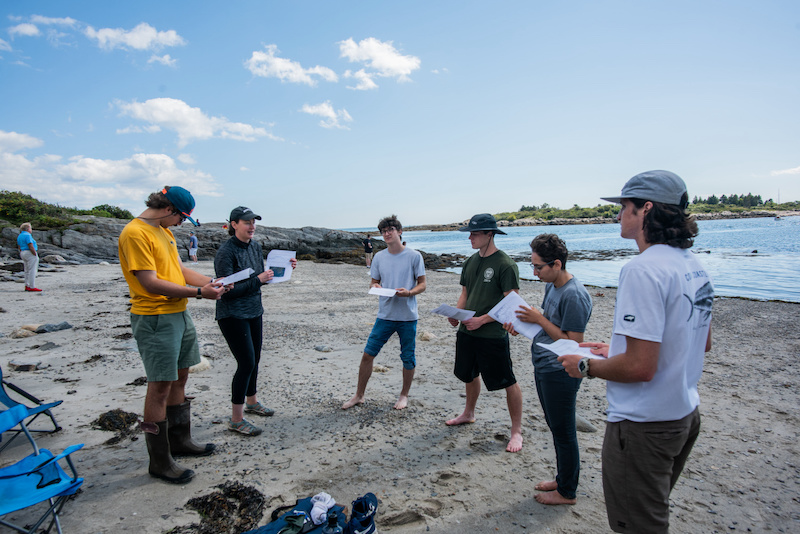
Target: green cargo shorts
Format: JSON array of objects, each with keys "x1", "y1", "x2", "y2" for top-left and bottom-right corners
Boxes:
[{"x1": 130, "y1": 310, "x2": 201, "y2": 382}]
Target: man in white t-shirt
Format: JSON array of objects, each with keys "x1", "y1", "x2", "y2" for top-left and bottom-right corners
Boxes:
[
  {"x1": 560, "y1": 170, "x2": 713, "y2": 533},
  {"x1": 342, "y1": 215, "x2": 426, "y2": 410}
]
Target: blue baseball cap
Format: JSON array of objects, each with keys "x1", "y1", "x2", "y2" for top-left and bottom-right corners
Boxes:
[{"x1": 163, "y1": 186, "x2": 199, "y2": 226}]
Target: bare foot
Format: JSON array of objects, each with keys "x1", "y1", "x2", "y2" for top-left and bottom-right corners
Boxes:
[
  {"x1": 341, "y1": 395, "x2": 364, "y2": 410},
  {"x1": 445, "y1": 414, "x2": 475, "y2": 426},
  {"x1": 393, "y1": 395, "x2": 409, "y2": 410},
  {"x1": 506, "y1": 433, "x2": 523, "y2": 453},
  {"x1": 534, "y1": 480, "x2": 558, "y2": 491},
  {"x1": 534, "y1": 490, "x2": 576, "y2": 505}
]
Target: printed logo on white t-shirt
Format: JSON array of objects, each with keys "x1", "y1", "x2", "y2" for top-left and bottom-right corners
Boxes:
[{"x1": 623, "y1": 314, "x2": 635, "y2": 322}]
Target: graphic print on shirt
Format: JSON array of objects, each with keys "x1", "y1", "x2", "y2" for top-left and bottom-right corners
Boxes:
[
  {"x1": 483, "y1": 267, "x2": 494, "y2": 283},
  {"x1": 685, "y1": 280, "x2": 713, "y2": 326}
]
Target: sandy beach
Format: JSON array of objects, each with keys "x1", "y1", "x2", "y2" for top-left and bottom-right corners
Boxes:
[{"x1": 1, "y1": 260, "x2": 798, "y2": 533}]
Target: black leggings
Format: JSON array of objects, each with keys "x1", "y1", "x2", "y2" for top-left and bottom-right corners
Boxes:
[{"x1": 218, "y1": 316, "x2": 263, "y2": 405}]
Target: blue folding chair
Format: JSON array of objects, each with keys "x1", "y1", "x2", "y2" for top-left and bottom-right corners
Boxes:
[
  {"x1": 0, "y1": 365, "x2": 62, "y2": 453},
  {"x1": 0, "y1": 405, "x2": 84, "y2": 534}
]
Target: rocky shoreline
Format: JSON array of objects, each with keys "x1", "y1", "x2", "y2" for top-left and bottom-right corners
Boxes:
[
  {"x1": 405, "y1": 209, "x2": 800, "y2": 231},
  {"x1": 1, "y1": 210, "x2": 796, "y2": 278}
]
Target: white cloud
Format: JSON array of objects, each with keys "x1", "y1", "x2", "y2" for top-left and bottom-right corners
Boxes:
[
  {"x1": 116, "y1": 97, "x2": 272, "y2": 147},
  {"x1": 116, "y1": 125, "x2": 162, "y2": 135},
  {"x1": 9, "y1": 23, "x2": 40, "y2": 38},
  {"x1": 771, "y1": 165, "x2": 800, "y2": 176},
  {"x1": 0, "y1": 131, "x2": 222, "y2": 212},
  {"x1": 30, "y1": 15, "x2": 78, "y2": 27},
  {"x1": 338, "y1": 37, "x2": 420, "y2": 88},
  {"x1": 343, "y1": 69, "x2": 378, "y2": 91},
  {"x1": 148, "y1": 53, "x2": 177, "y2": 67},
  {"x1": 0, "y1": 130, "x2": 44, "y2": 152},
  {"x1": 84, "y1": 22, "x2": 186, "y2": 51},
  {"x1": 300, "y1": 101, "x2": 353, "y2": 130},
  {"x1": 244, "y1": 44, "x2": 338, "y2": 86},
  {"x1": 0, "y1": 38, "x2": 12, "y2": 51},
  {"x1": 240, "y1": 166, "x2": 249, "y2": 172},
  {"x1": 178, "y1": 153, "x2": 196, "y2": 165}
]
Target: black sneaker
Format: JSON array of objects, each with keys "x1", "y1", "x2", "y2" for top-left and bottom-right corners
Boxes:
[{"x1": 346, "y1": 493, "x2": 377, "y2": 534}]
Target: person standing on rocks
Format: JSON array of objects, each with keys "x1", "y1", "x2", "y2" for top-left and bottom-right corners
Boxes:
[
  {"x1": 503, "y1": 234, "x2": 592, "y2": 504},
  {"x1": 445, "y1": 213, "x2": 524, "y2": 453},
  {"x1": 118, "y1": 186, "x2": 227, "y2": 484},
  {"x1": 343, "y1": 215, "x2": 426, "y2": 411},
  {"x1": 363, "y1": 234, "x2": 374, "y2": 268},
  {"x1": 17, "y1": 222, "x2": 41, "y2": 292},
  {"x1": 559, "y1": 170, "x2": 714, "y2": 533},
  {"x1": 215, "y1": 206, "x2": 297, "y2": 436},
  {"x1": 188, "y1": 231, "x2": 198, "y2": 264}
]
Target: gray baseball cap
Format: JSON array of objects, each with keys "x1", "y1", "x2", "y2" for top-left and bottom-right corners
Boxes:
[
  {"x1": 458, "y1": 213, "x2": 507, "y2": 235},
  {"x1": 602, "y1": 170, "x2": 688, "y2": 207}
]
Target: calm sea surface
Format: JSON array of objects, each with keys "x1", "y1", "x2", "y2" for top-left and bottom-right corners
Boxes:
[{"x1": 346, "y1": 216, "x2": 800, "y2": 303}]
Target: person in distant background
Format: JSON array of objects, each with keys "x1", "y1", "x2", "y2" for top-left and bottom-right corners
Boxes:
[
  {"x1": 17, "y1": 222, "x2": 41, "y2": 292},
  {"x1": 188, "y1": 231, "x2": 198, "y2": 264},
  {"x1": 363, "y1": 234, "x2": 374, "y2": 268}
]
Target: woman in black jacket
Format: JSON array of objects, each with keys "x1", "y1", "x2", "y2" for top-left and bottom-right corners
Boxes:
[{"x1": 215, "y1": 206, "x2": 296, "y2": 436}]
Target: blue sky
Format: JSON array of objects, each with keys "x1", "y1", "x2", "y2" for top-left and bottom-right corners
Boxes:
[{"x1": 1, "y1": 1, "x2": 798, "y2": 229}]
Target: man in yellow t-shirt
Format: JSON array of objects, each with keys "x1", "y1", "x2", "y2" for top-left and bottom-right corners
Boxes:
[{"x1": 118, "y1": 186, "x2": 227, "y2": 484}]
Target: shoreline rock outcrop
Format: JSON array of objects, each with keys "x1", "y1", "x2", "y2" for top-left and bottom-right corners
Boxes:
[{"x1": 0, "y1": 216, "x2": 389, "y2": 266}]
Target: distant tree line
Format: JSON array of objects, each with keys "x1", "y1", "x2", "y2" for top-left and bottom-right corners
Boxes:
[
  {"x1": 0, "y1": 190, "x2": 134, "y2": 229},
  {"x1": 495, "y1": 193, "x2": 797, "y2": 223},
  {"x1": 691, "y1": 193, "x2": 767, "y2": 207}
]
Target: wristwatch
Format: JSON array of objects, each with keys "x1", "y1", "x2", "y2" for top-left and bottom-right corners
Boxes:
[
  {"x1": 196, "y1": 287, "x2": 202, "y2": 299},
  {"x1": 578, "y1": 357, "x2": 594, "y2": 379}
]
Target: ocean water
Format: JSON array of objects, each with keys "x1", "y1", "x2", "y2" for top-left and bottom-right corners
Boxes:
[{"x1": 378, "y1": 216, "x2": 799, "y2": 303}]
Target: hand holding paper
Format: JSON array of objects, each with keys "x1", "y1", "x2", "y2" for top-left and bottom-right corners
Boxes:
[
  {"x1": 216, "y1": 268, "x2": 254, "y2": 286},
  {"x1": 369, "y1": 287, "x2": 397, "y2": 297},
  {"x1": 266, "y1": 250, "x2": 296, "y2": 284},
  {"x1": 487, "y1": 292, "x2": 543, "y2": 339},
  {"x1": 430, "y1": 304, "x2": 475, "y2": 322},
  {"x1": 537, "y1": 339, "x2": 605, "y2": 359}
]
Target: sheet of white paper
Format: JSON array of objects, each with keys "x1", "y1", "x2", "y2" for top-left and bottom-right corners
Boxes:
[
  {"x1": 430, "y1": 304, "x2": 476, "y2": 321},
  {"x1": 536, "y1": 339, "x2": 604, "y2": 359},
  {"x1": 368, "y1": 287, "x2": 397, "y2": 297},
  {"x1": 265, "y1": 250, "x2": 296, "y2": 284},
  {"x1": 216, "y1": 268, "x2": 254, "y2": 286},
  {"x1": 486, "y1": 291, "x2": 543, "y2": 339}
]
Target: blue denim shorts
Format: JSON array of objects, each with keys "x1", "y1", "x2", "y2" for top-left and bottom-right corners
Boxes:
[{"x1": 364, "y1": 318, "x2": 417, "y2": 370}]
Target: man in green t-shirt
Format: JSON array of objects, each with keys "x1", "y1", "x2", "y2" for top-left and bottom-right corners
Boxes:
[{"x1": 445, "y1": 213, "x2": 523, "y2": 452}]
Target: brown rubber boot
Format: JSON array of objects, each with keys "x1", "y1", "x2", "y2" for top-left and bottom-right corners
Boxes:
[
  {"x1": 142, "y1": 420, "x2": 195, "y2": 484},
  {"x1": 166, "y1": 399, "x2": 216, "y2": 457}
]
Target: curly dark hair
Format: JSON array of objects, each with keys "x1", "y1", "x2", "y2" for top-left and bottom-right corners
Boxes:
[
  {"x1": 377, "y1": 214, "x2": 402, "y2": 233},
  {"x1": 631, "y1": 193, "x2": 698, "y2": 249},
  {"x1": 145, "y1": 186, "x2": 174, "y2": 210},
  {"x1": 530, "y1": 233, "x2": 568, "y2": 268}
]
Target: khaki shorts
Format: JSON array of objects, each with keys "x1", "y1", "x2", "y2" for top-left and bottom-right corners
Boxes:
[{"x1": 130, "y1": 310, "x2": 201, "y2": 382}]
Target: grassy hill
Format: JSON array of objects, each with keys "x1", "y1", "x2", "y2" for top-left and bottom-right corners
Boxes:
[{"x1": 0, "y1": 190, "x2": 133, "y2": 230}]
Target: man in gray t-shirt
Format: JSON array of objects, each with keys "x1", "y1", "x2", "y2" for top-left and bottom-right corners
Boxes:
[{"x1": 342, "y1": 215, "x2": 426, "y2": 410}]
